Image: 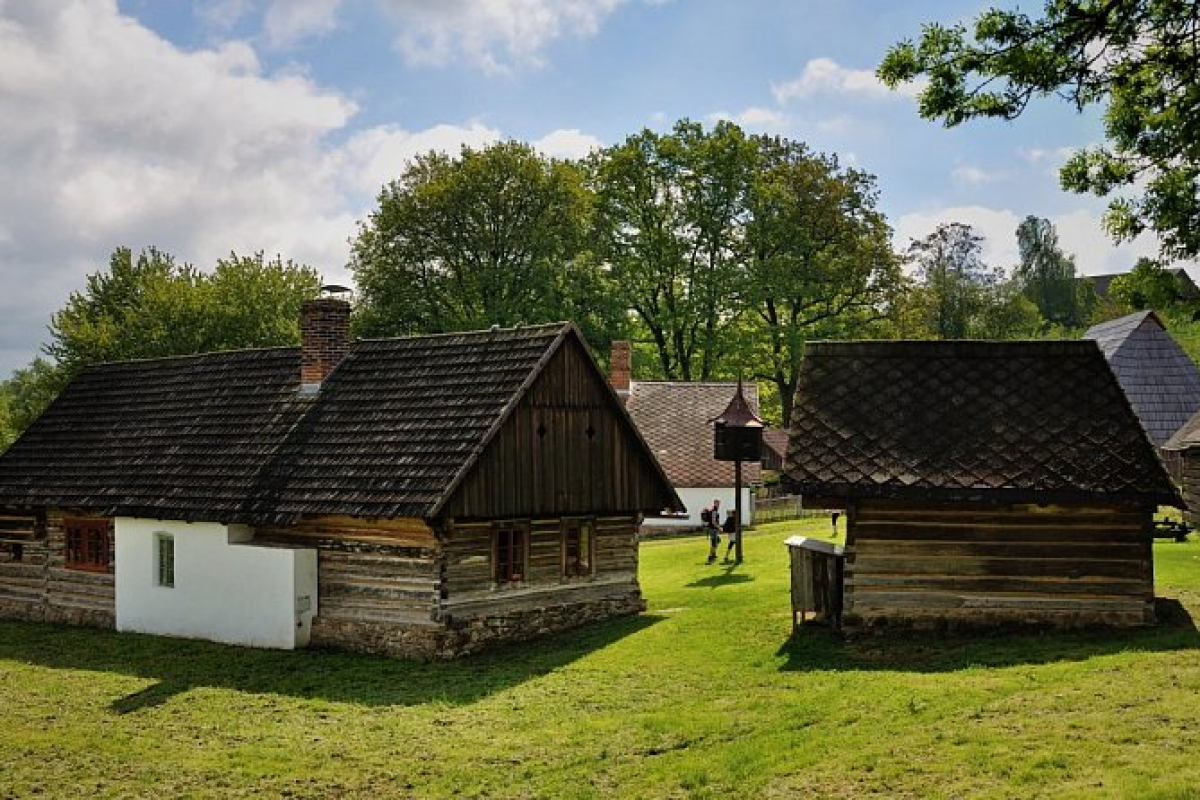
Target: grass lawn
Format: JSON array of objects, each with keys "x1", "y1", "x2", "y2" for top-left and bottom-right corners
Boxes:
[{"x1": 3, "y1": 519, "x2": 1200, "y2": 798}]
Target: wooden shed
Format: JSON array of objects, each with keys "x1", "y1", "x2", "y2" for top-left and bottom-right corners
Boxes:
[
  {"x1": 1084, "y1": 310, "x2": 1200, "y2": 477},
  {"x1": 0, "y1": 308, "x2": 681, "y2": 658},
  {"x1": 784, "y1": 340, "x2": 1179, "y2": 630}
]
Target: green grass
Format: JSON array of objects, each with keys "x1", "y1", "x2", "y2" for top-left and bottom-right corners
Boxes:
[{"x1": 3, "y1": 519, "x2": 1200, "y2": 798}]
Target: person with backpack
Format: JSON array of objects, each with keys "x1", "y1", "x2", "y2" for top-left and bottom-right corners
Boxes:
[
  {"x1": 702, "y1": 499, "x2": 721, "y2": 563},
  {"x1": 722, "y1": 508, "x2": 738, "y2": 562}
]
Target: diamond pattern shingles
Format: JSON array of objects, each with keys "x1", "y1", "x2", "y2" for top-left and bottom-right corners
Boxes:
[
  {"x1": 0, "y1": 324, "x2": 572, "y2": 523},
  {"x1": 1084, "y1": 310, "x2": 1200, "y2": 446},
  {"x1": 625, "y1": 382, "x2": 762, "y2": 488},
  {"x1": 785, "y1": 340, "x2": 1178, "y2": 505}
]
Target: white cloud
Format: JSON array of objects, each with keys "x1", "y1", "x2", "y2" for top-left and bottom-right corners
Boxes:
[
  {"x1": 772, "y1": 57, "x2": 925, "y2": 104},
  {"x1": 337, "y1": 122, "x2": 502, "y2": 195},
  {"x1": 894, "y1": 204, "x2": 1167, "y2": 276},
  {"x1": 264, "y1": 0, "x2": 343, "y2": 48},
  {"x1": 707, "y1": 107, "x2": 791, "y2": 134},
  {"x1": 377, "y1": 0, "x2": 625, "y2": 73},
  {"x1": 533, "y1": 128, "x2": 604, "y2": 159},
  {"x1": 0, "y1": 1, "x2": 518, "y2": 375},
  {"x1": 951, "y1": 164, "x2": 999, "y2": 186},
  {"x1": 195, "y1": 0, "x2": 256, "y2": 30}
]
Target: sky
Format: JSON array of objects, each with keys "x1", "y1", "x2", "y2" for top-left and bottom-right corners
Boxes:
[{"x1": 0, "y1": 0, "x2": 1185, "y2": 376}]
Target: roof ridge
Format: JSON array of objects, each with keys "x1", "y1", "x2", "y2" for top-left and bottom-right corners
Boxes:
[
  {"x1": 81, "y1": 344, "x2": 296, "y2": 369},
  {"x1": 356, "y1": 321, "x2": 570, "y2": 346}
]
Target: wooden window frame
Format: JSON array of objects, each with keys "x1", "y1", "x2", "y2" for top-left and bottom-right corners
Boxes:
[
  {"x1": 561, "y1": 518, "x2": 595, "y2": 579},
  {"x1": 156, "y1": 533, "x2": 175, "y2": 588},
  {"x1": 493, "y1": 521, "x2": 529, "y2": 584},
  {"x1": 64, "y1": 518, "x2": 113, "y2": 573}
]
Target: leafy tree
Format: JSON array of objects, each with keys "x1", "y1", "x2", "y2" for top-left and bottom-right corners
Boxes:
[
  {"x1": 0, "y1": 358, "x2": 69, "y2": 451},
  {"x1": 589, "y1": 120, "x2": 756, "y2": 380},
  {"x1": 907, "y1": 223, "x2": 1002, "y2": 339},
  {"x1": 48, "y1": 248, "x2": 320, "y2": 370},
  {"x1": 878, "y1": 1, "x2": 1200, "y2": 260},
  {"x1": 1014, "y1": 215, "x2": 1093, "y2": 326},
  {"x1": 743, "y1": 138, "x2": 901, "y2": 425},
  {"x1": 1108, "y1": 257, "x2": 1187, "y2": 310},
  {"x1": 2, "y1": 247, "x2": 320, "y2": 446},
  {"x1": 350, "y1": 141, "x2": 620, "y2": 346}
]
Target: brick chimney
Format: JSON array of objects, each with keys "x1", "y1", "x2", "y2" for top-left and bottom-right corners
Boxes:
[
  {"x1": 300, "y1": 297, "x2": 351, "y2": 394},
  {"x1": 610, "y1": 340, "x2": 631, "y2": 403}
]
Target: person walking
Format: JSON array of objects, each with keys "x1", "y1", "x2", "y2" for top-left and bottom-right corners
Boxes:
[
  {"x1": 722, "y1": 508, "x2": 738, "y2": 562},
  {"x1": 703, "y1": 498, "x2": 721, "y2": 563}
]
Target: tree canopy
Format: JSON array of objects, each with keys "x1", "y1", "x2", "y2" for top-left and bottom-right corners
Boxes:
[
  {"x1": 1014, "y1": 215, "x2": 1093, "y2": 327},
  {"x1": 878, "y1": 0, "x2": 1200, "y2": 260},
  {"x1": 1, "y1": 248, "x2": 321, "y2": 450}
]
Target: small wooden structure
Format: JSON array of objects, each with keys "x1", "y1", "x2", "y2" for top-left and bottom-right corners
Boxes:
[
  {"x1": 0, "y1": 312, "x2": 683, "y2": 657},
  {"x1": 1085, "y1": 310, "x2": 1200, "y2": 477},
  {"x1": 784, "y1": 340, "x2": 1180, "y2": 630},
  {"x1": 785, "y1": 536, "x2": 844, "y2": 628}
]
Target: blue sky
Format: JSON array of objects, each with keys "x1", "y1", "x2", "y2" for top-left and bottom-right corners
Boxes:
[{"x1": 0, "y1": 1, "x2": 1177, "y2": 375}]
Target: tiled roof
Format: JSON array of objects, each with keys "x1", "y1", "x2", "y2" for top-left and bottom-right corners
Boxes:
[
  {"x1": 0, "y1": 323, "x2": 667, "y2": 524},
  {"x1": 1084, "y1": 310, "x2": 1200, "y2": 447},
  {"x1": 625, "y1": 382, "x2": 762, "y2": 488},
  {"x1": 784, "y1": 340, "x2": 1177, "y2": 506},
  {"x1": 762, "y1": 429, "x2": 789, "y2": 459}
]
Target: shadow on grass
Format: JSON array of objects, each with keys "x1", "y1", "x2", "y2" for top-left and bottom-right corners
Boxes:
[
  {"x1": 776, "y1": 598, "x2": 1200, "y2": 674},
  {"x1": 686, "y1": 562, "x2": 754, "y2": 589},
  {"x1": 0, "y1": 613, "x2": 661, "y2": 713}
]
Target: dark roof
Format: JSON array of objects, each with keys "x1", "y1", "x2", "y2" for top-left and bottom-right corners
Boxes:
[
  {"x1": 762, "y1": 429, "x2": 789, "y2": 459},
  {"x1": 784, "y1": 340, "x2": 1177, "y2": 506},
  {"x1": 0, "y1": 323, "x2": 670, "y2": 524},
  {"x1": 1084, "y1": 310, "x2": 1200, "y2": 447},
  {"x1": 625, "y1": 382, "x2": 762, "y2": 488}
]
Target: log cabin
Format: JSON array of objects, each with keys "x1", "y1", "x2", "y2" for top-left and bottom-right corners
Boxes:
[
  {"x1": 0, "y1": 301, "x2": 681, "y2": 658},
  {"x1": 783, "y1": 340, "x2": 1180, "y2": 630}
]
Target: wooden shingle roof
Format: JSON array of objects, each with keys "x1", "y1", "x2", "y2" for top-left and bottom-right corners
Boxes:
[
  {"x1": 1084, "y1": 310, "x2": 1200, "y2": 447},
  {"x1": 784, "y1": 340, "x2": 1178, "y2": 506},
  {"x1": 0, "y1": 323, "x2": 669, "y2": 524},
  {"x1": 625, "y1": 381, "x2": 762, "y2": 488}
]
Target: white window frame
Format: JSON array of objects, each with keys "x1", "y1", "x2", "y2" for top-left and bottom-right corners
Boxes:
[{"x1": 155, "y1": 533, "x2": 175, "y2": 588}]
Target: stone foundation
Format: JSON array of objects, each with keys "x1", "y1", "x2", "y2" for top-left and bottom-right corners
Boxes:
[
  {"x1": 310, "y1": 591, "x2": 646, "y2": 660},
  {"x1": 0, "y1": 598, "x2": 115, "y2": 629}
]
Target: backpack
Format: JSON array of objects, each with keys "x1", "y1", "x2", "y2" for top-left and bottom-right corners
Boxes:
[{"x1": 700, "y1": 508, "x2": 712, "y2": 525}]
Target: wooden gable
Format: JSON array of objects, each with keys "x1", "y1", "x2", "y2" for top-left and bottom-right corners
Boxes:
[{"x1": 439, "y1": 334, "x2": 680, "y2": 520}]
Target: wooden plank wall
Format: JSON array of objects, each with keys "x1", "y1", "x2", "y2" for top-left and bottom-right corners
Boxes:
[
  {"x1": 1181, "y1": 450, "x2": 1200, "y2": 528},
  {"x1": 257, "y1": 516, "x2": 439, "y2": 626},
  {"x1": 439, "y1": 515, "x2": 640, "y2": 619},
  {"x1": 44, "y1": 512, "x2": 115, "y2": 620},
  {"x1": 845, "y1": 501, "x2": 1155, "y2": 628},
  {"x1": 444, "y1": 340, "x2": 675, "y2": 520},
  {"x1": 0, "y1": 511, "x2": 46, "y2": 608}
]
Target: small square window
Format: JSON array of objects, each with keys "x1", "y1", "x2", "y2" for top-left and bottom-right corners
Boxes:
[
  {"x1": 64, "y1": 518, "x2": 113, "y2": 573},
  {"x1": 156, "y1": 534, "x2": 174, "y2": 588},
  {"x1": 494, "y1": 524, "x2": 528, "y2": 583}
]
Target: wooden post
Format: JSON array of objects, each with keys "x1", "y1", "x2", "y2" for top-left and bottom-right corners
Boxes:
[{"x1": 734, "y1": 458, "x2": 744, "y2": 563}]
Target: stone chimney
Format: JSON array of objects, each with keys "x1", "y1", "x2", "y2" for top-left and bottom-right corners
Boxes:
[
  {"x1": 610, "y1": 340, "x2": 631, "y2": 402},
  {"x1": 300, "y1": 297, "x2": 351, "y2": 394}
]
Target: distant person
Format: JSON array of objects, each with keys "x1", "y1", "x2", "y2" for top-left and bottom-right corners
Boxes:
[
  {"x1": 722, "y1": 509, "x2": 738, "y2": 561},
  {"x1": 702, "y1": 498, "x2": 721, "y2": 563},
  {"x1": 832, "y1": 510, "x2": 841, "y2": 536}
]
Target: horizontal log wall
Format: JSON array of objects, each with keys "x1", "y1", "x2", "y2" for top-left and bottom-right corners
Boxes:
[
  {"x1": 257, "y1": 516, "x2": 439, "y2": 627},
  {"x1": 438, "y1": 515, "x2": 641, "y2": 620},
  {"x1": 1182, "y1": 451, "x2": 1200, "y2": 528},
  {"x1": 0, "y1": 509, "x2": 115, "y2": 627},
  {"x1": 845, "y1": 502, "x2": 1155, "y2": 629}
]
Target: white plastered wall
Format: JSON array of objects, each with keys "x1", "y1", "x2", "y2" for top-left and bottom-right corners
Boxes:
[
  {"x1": 641, "y1": 486, "x2": 754, "y2": 528},
  {"x1": 114, "y1": 518, "x2": 317, "y2": 650}
]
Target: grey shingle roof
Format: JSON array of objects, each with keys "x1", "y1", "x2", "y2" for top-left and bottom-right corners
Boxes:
[
  {"x1": 1084, "y1": 310, "x2": 1200, "y2": 447},
  {"x1": 0, "y1": 323, "x2": 673, "y2": 524},
  {"x1": 625, "y1": 382, "x2": 762, "y2": 488},
  {"x1": 784, "y1": 340, "x2": 1177, "y2": 506}
]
